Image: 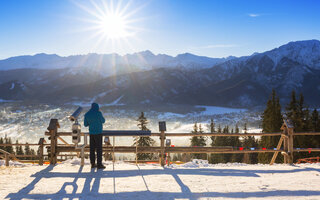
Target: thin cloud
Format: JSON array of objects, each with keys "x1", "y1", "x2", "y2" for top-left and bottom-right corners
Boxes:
[
  {"x1": 248, "y1": 13, "x2": 261, "y2": 17},
  {"x1": 197, "y1": 44, "x2": 238, "y2": 49}
]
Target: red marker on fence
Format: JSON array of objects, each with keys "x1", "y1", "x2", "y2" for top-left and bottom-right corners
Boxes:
[
  {"x1": 239, "y1": 147, "x2": 243, "y2": 151},
  {"x1": 262, "y1": 148, "x2": 267, "y2": 150},
  {"x1": 308, "y1": 148, "x2": 312, "y2": 154}
]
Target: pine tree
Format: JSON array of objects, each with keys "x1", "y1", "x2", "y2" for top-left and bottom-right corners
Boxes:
[
  {"x1": 242, "y1": 123, "x2": 258, "y2": 164},
  {"x1": 30, "y1": 149, "x2": 36, "y2": 160},
  {"x1": 210, "y1": 125, "x2": 232, "y2": 163},
  {"x1": 235, "y1": 124, "x2": 240, "y2": 134},
  {"x1": 190, "y1": 123, "x2": 207, "y2": 159},
  {"x1": 243, "y1": 123, "x2": 247, "y2": 133},
  {"x1": 133, "y1": 112, "x2": 155, "y2": 160},
  {"x1": 5, "y1": 136, "x2": 14, "y2": 154},
  {"x1": 311, "y1": 109, "x2": 320, "y2": 132},
  {"x1": 15, "y1": 140, "x2": 24, "y2": 156},
  {"x1": 209, "y1": 119, "x2": 216, "y2": 163},
  {"x1": 210, "y1": 119, "x2": 215, "y2": 133},
  {"x1": 209, "y1": 119, "x2": 216, "y2": 148},
  {"x1": 310, "y1": 109, "x2": 320, "y2": 150},
  {"x1": 24, "y1": 143, "x2": 32, "y2": 160},
  {"x1": 286, "y1": 92, "x2": 311, "y2": 160},
  {"x1": 258, "y1": 89, "x2": 283, "y2": 163},
  {"x1": 0, "y1": 137, "x2": 4, "y2": 150},
  {"x1": 229, "y1": 125, "x2": 241, "y2": 163}
]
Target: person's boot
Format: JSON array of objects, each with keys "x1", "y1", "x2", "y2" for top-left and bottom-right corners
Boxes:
[
  {"x1": 97, "y1": 164, "x2": 106, "y2": 169},
  {"x1": 91, "y1": 164, "x2": 97, "y2": 168}
]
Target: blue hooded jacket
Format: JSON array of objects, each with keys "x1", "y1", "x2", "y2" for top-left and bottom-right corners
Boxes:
[{"x1": 84, "y1": 103, "x2": 105, "y2": 134}]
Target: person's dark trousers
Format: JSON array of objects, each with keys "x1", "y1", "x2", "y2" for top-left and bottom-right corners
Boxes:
[{"x1": 90, "y1": 134, "x2": 103, "y2": 166}]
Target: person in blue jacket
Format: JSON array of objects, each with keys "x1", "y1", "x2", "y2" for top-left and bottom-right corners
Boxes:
[{"x1": 84, "y1": 103, "x2": 106, "y2": 169}]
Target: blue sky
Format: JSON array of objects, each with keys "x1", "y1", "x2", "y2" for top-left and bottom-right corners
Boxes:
[{"x1": 0, "y1": 0, "x2": 319, "y2": 59}]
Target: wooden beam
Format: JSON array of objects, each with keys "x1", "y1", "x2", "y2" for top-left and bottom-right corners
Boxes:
[
  {"x1": 5, "y1": 154, "x2": 9, "y2": 166},
  {"x1": 270, "y1": 136, "x2": 284, "y2": 165},
  {"x1": 163, "y1": 133, "x2": 283, "y2": 137},
  {"x1": 57, "y1": 136, "x2": 70, "y2": 145},
  {"x1": 293, "y1": 148, "x2": 320, "y2": 152},
  {"x1": 45, "y1": 131, "x2": 320, "y2": 137},
  {"x1": 160, "y1": 131, "x2": 165, "y2": 166},
  {"x1": 0, "y1": 144, "x2": 49, "y2": 146},
  {"x1": 49, "y1": 119, "x2": 58, "y2": 165},
  {"x1": 52, "y1": 145, "x2": 284, "y2": 154}
]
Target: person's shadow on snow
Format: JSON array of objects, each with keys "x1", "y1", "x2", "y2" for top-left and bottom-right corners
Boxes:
[{"x1": 6, "y1": 164, "x2": 320, "y2": 200}]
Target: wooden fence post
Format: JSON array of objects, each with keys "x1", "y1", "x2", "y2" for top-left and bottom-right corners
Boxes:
[
  {"x1": 159, "y1": 121, "x2": 166, "y2": 167},
  {"x1": 282, "y1": 119, "x2": 294, "y2": 164},
  {"x1": 38, "y1": 138, "x2": 45, "y2": 166},
  {"x1": 286, "y1": 120, "x2": 294, "y2": 164},
  {"x1": 48, "y1": 119, "x2": 60, "y2": 165},
  {"x1": 5, "y1": 153, "x2": 9, "y2": 167},
  {"x1": 167, "y1": 153, "x2": 171, "y2": 166}
]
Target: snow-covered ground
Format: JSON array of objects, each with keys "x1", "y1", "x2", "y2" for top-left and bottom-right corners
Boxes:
[{"x1": 1, "y1": 159, "x2": 320, "y2": 200}]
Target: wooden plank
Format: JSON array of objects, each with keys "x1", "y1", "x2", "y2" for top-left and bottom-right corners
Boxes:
[
  {"x1": 49, "y1": 124, "x2": 58, "y2": 165},
  {"x1": 0, "y1": 149, "x2": 10, "y2": 154},
  {"x1": 53, "y1": 146, "x2": 283, "y2": 154},
  {"x1": 45, "y1": 131, "x2": 320, "y2": 137},
  {"x1": 0, "y1": 144, "x2": 49, "y2": 146},
  {"x1": 160, "y1": 131, "x2": 165, "y2": 166},
  {"x1": 294, "y1": 148, "x2": 320, "y2": 152},
  {"x1": 15, "y1": 155, "x2": 39, "y2": 158},
  {"x1": 293, "y1": 132, "x2": 320, "y2": 135},
  {"x1": 57, "y1": 136, "x2": 70, "y2": 145},
  {"x1": 45, "y1": 131, "x2": 159, "y2": 137},
  {"x1": 283, "y1": 130, "x2": 288, "y2": 164},
  {"x1": 270, "y1": 136, "x2": 284, "y2": 165},
  {"x1": 39, "y1": 144, "x2": 44, "y2": 166},
  {"x1": 102, "y1": 130, "x2": 151, "y2": 136},
  {"x1": 5, "y1": 153, "x2": 9, "y2": 166},
  {"x1": 167, "y1": 153, "x2": 171, "y2": 166},
  {"x1": 164, "y1": 133, "x2": 283, "y2": 137},
  {"x1": 288, "y1": 128, "x2": 294, "y2": 164}
]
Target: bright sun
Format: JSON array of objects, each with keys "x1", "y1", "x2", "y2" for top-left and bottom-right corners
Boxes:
[
  {"x1": 100, "y1": 13, "x2": 129, "y2": 39},
  {"x1": 74, "y1": 0, "x2": 144, "y2": 43}
]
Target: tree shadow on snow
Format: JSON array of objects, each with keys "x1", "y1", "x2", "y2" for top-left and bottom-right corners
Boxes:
[{"x1": 6, "y1": 164, "x2": 320, "y2": 200}]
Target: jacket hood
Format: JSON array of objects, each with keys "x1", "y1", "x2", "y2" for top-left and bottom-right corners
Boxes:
[{"x1": 90, "y1": 103, "x2": 99, "y2": 112}]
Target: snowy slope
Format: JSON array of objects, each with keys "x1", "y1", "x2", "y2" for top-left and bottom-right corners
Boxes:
[{"x1": 1, "y1": 159, "x2": 320, "y2": 200}]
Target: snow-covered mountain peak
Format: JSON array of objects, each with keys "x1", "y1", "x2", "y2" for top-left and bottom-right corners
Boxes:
[
  {"x1": 265, "y1": 40, "x2": 320, "y2": 69},
  {"x1": 137, "y1": 50, "x2": 155, "y2": 57}
]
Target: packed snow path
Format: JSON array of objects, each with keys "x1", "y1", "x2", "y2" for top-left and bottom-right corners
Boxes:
[{"x1": 1, "y1": 160, "x2": 320, "y2": 200}]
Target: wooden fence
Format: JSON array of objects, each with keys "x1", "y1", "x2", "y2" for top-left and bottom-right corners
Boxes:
[{"x1": 1, "y1": 118, "x2": 320, "y2": 167}]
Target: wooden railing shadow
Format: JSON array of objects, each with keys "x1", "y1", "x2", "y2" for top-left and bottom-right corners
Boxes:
[{"x1": 6, "y1": 164, "x2": 320, "y2": 200}]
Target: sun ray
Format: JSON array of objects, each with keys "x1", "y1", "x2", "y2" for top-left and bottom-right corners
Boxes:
[{"x1": 69, "y1": 0, "x2": 150, "y2": 70}]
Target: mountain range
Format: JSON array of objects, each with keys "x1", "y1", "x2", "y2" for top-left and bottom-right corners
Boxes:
[{"x1": 0, "y1": 39, "x2": 320, "y2": 108}]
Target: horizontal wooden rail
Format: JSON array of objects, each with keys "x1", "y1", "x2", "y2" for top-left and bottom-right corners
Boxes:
[
  {"x1": 45, "y1": 131, "x2": 160, "y2": 137},
  {"x1": 294, "y1": 148, "x2": 320, "y2": 152},
  {"x1": 163, "y1": 133, "x2": 282, "y2": 137},
  {"x1": 49, "y1": 145, "x2": 320, "y2": 154},
  {"x1": 0, "y1": 144, "x2": 50, "y2": 146},
  {"x1": 292, "y1": 132, "x2": 320, "y2": 135},
  {"x1": 45, "y1": 131, "x2": 320, "y2": 137}
]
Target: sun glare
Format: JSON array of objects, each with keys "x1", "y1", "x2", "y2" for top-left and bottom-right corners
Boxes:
[
  {"x1": 100, "y1": 13, "x2": 129, "y2": 39},
  {"x1": 74, "y1": 0, "x2": 146, "y2": 45}
]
